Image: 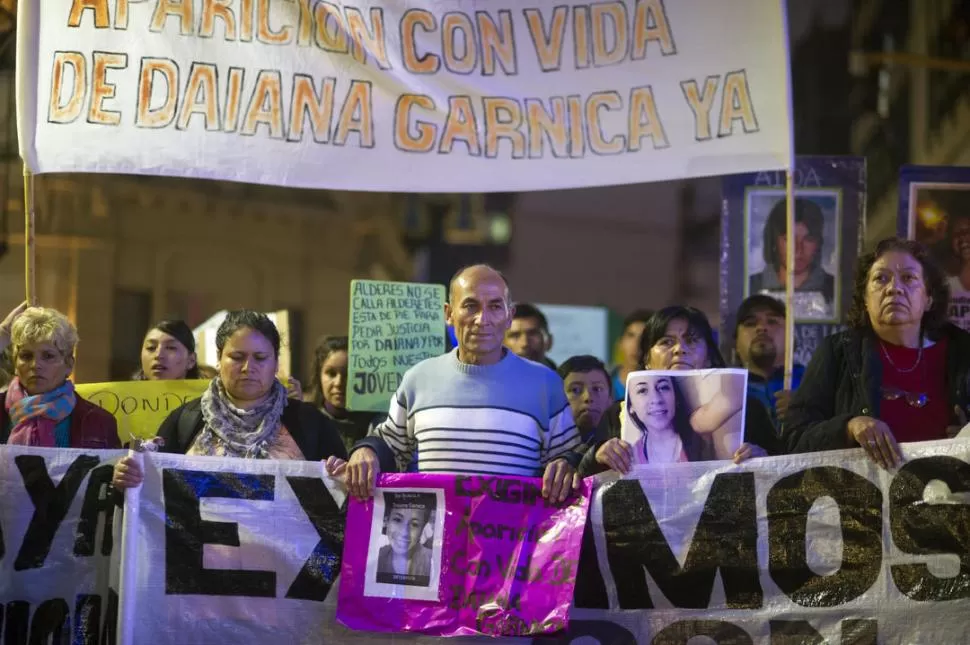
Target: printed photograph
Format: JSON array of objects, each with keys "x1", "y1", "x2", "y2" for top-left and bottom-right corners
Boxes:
[
  {"x1": 907, "y1": 183, "x2": 970, "y2": 332},
  {"x1": 622, "y1": 369, "x2": 748, "y2": 464},
  {"x1": 745, "y1": 189, "x2": 842, "y2": 321},
  {"x1": 363, "y1": 488, "x2": 444, "y2": 602}
]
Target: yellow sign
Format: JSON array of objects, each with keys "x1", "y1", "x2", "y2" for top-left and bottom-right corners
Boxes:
[{"x1": 75, "y1": 380, "x2": 208, "y2": 442}]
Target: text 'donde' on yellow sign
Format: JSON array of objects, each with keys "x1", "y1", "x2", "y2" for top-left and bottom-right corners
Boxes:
[{"x1": 75, "y1": 379, "x2": 209, "y2": 442}]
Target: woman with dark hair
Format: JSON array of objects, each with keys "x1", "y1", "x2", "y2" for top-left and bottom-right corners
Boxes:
[
  {"x1": 785, "y1": 238, "x2": 970, "y2": 469},
  {"x1": 749, "y1": 197, "x2": 835, "y2": 312},
  {"x1": 582, "y1": 306, "x2": 779, "y2": 474},
  {"x1": 133, "y1": 320, "x2": 201, "y2": 381},
  {"x1": 112, "y1": 310, "x2": 347, "y2": 489},
  {"x1": 625, "y1": 373, "x2": 700, "y2": 464},
  {"x1": 306, "y1": 335, "x2": 382, "y2": 452}
]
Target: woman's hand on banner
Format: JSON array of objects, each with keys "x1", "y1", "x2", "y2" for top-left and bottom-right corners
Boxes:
[
  {"x1": 542, "y1": 458, "x2": 580, "y2": 503},
  {"x1": 347, "y1": 447, "x2": 380, "y2": 500},
  {"x1": 847, "y1": 416, "x2": 901, "y2": 469},
  {"x1": 732, "y1": 442, "x2": 767, "y2": 464},
  {"x1": 595, "y1": 438, "x2": 634, "y2": 474},
  {"x1": 112, "y1": 456, "x2": 144, "y2": 490}
]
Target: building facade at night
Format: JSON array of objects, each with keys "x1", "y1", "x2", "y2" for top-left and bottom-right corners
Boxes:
[{"x1": 850, "y1": 0, "x2": 970, "y2": 243}]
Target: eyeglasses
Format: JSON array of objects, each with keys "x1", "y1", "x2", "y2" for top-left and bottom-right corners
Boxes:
[{"x1": 880, "y1": 387, "x2": 928, "y2": 408}]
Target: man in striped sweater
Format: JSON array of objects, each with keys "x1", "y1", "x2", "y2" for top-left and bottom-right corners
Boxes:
[{"x1": 346, "y1": 265, "x2": 583, "y2": 502}]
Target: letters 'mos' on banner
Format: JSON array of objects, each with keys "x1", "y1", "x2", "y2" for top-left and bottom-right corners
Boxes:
[
  {"x1": 347, "y1": 280, "x2": 446, "y2": 413},
  {"x1": 19, "y1": 0, "x2": 791, "y2": 192}
]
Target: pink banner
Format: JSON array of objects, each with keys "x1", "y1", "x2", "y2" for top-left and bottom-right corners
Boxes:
[{"x1": 337, "y1": 473, "x2": 591, "y2": 637}]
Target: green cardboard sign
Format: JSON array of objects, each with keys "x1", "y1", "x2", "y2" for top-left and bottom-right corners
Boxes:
[{"x1": 347, "y1": 279, "x2": 447, "y2": 412}]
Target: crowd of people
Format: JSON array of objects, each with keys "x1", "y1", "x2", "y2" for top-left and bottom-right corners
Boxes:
[{"x1": 1, "y1": 235, "x2": 966, "y2": 507}]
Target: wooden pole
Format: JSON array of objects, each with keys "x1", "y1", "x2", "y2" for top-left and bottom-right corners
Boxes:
[
  {"x1": 783, "y1": 171, "x2": 795, "y2": 391},
  {"x1": 23, "y1": 163, "x2": 35, "y2": 305}
]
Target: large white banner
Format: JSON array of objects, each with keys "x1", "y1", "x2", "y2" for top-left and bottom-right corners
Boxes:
[
  {"x1": 9, "y1": 440, "x2": 966, "y2": 644},
  {"x1": 118, "y1": 451, "x2": 347, "y2": 645},
  {"x1": 18, "y1": 0, "x2": 791, "y2": 192},
  {"x1": 0, "y1": 446, "x2": 123, "y2": 644}
]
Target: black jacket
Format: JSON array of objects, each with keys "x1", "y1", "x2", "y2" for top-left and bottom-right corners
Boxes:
[
  {"x1": 579, "y1": 395, "x2": 780, "y2": 477},
  {"x1": 156, "y1": 398, "x2": 348, "y2": 462},
  {"x1": 784, "y1": 324, "x2": 970, "y2": 454}
]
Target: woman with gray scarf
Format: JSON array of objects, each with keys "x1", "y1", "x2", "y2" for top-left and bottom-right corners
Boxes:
[{"x1": 112, "y1": 311, "x2": 347, "y2": 489}]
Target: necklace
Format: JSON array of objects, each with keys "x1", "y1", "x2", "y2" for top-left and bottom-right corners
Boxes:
[{"x1": 880, "y1": 341, "x2": 923, "y2": 374}]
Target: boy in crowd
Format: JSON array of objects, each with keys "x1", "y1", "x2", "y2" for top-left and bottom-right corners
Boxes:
[{"x1": 558, "y1": 355, "x2": 613, "y2": 444}]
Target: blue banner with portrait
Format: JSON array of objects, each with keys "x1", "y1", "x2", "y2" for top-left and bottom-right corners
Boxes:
[
  {"x1": 719, "y1": 157, "x2": 867, "y2": 368},
  {"x1": 898, "y1": 165, "x2": 970, "y2": 332}
]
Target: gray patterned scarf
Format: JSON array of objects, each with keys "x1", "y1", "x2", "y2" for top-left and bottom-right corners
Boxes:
[{"x1": 196, "y1": 377, "x2": 287, "y2": 459}]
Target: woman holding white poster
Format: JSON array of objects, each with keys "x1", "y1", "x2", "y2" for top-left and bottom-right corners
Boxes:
[{"x1": 580, "y1": 306, "x2": 779, "y2": 475}]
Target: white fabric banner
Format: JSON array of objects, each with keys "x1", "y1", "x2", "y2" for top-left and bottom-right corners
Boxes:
[
  {"x1": 118, "y1": 451, "x2": 347, "y2": 645},
  {"x1": 18, "y1": 0, "x2": 791, "y2": 192},
  {"x1": 10, "y1": 440, "x2": 967, "y2": 644},
  {"x1": 0, "y1": 446, "x2": 124, "y2": 644}
]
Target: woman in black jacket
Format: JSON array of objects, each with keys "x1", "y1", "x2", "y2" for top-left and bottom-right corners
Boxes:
[
  {"x1": 112, "y1": 310, "x2": 346, "y2": 489},
  {"x1": 581, "y1": 306, "x2": 780, "y2": 476},
  {"x1": 785, "y1": 238, "x2": 970, "y2": 469}
]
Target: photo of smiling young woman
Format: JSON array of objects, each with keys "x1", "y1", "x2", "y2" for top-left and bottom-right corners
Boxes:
[
  {"x1": 364, "y1": 488, "x2": 444, "y2": 601},
  {"x1": 621, "y1": 369, "x2": 749, "y2": 465}
]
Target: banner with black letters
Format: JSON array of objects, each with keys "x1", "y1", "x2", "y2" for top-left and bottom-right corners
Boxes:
[
  {"x1": 117, "y1": 451, "x2": 348, "y2": 644},
  {"x1": 0, "y1": 446, "x2": 124, "y2": 645},
  {"x1": 5, "y1": 441, "x2": 970, "y2": 644}
]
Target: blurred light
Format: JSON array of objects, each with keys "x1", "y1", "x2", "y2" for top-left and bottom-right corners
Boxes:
[
  {"x1": 488, "y1": 213, "x2": 511, "y2": 244},
  {"x1": 918, "y1": 204, "x2": 947, "y2": 231}
]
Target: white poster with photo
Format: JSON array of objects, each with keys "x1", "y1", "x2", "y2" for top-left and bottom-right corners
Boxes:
[
  {"x1": 363, "y1": 487, "x2": 444, "y2": 602},
  {"x1": 19, "y1": 0, "x2": 791, "y2": 191},
  {"x1": 621, "y1": 369, "x2": 748, "y2": 464}
]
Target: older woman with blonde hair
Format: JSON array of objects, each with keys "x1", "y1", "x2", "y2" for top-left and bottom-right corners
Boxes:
[{"x1": 0, "y1": 302, "x2": 119, "y2": 448}]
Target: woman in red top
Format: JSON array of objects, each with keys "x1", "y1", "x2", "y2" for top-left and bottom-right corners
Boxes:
[{"x1": 786, "y1": 238, "x2": 970, "y2": 468}]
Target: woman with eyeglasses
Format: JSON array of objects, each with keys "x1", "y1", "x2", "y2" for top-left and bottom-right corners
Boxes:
[{"x1": 785, "y1": 238, "x2": 970, "y2": 469}]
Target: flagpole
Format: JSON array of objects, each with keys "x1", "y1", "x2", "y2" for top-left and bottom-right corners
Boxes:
[
  {"x1": 784, "y1": 172, "x2": 795, "y2": 390},
  {"x1": 781, "y1": 0, "x2": 796, "y2": 391},
  {"x1": 23, "y1": 163, "x2": 35, "y2": 304}
]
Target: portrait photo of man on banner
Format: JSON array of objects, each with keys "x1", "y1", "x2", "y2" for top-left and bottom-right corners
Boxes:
[
  {"x1": 622, "y1": 369, "x2": 748, "y2": 464},
  {"x1": 745, "y1": 190, "x2": 843, "y2": 321}
]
